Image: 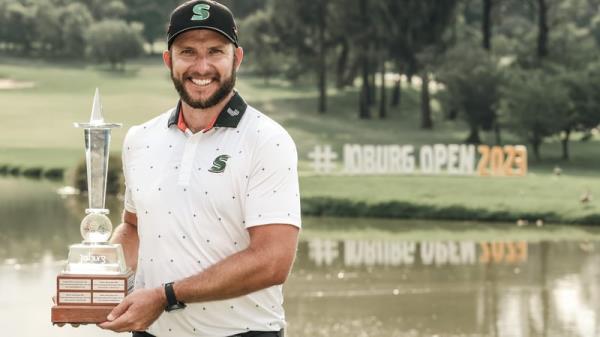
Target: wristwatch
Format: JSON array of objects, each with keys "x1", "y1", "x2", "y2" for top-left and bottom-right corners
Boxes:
[{"x1": 164, "y1": 282, "x2": 186, "y2": 312}]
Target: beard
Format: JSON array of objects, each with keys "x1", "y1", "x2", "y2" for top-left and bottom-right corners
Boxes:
[{"x1": 170, "y1": 59, "x2": 236, "y2": 109}]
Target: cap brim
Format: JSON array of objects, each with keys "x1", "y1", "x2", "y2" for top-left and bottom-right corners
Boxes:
[{"x1": 168, "y1": 26, "x2": 238, "y2": 48}]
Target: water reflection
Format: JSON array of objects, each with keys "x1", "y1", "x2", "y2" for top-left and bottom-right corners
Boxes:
[
  {"x1": 2, "y1": 177, "x2": 600, "y2": 337},
  {"x1": 287, "y1": 236, "x2": 600, "y2": 337}
]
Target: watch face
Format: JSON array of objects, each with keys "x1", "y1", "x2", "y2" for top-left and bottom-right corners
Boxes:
[{"x1": 165, "y1": 302, "x2": 187, "y2": 312}]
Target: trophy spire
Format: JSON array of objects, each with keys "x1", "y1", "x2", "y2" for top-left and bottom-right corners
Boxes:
[
  {"x1": 74, "y1": 89, "x2": 122, "y2": 243},
  {"x1": 90, "y1": 88, "x2": 104, "y2": 125}
]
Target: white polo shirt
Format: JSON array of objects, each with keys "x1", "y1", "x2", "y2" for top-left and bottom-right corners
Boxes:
[{"x1": 121, "y1": 92, "x2": 301, "y2": 337}]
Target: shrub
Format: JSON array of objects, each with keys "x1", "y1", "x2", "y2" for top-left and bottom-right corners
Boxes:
[
  {"x1": 73, "y1": 155, "x2": 122, "y2": 195},
  {"x1": 85, "y1": 19, "x2": 145, "y2": 70},
  {"x1": 43, "y1": 168, "x2": 65, "y2": 181},
  {"x1": 22, "y1": 167, "x2": 43, "y2": 179},
  {"x1": 8, "y1": 166, "x2": 21, "y2": 176}
]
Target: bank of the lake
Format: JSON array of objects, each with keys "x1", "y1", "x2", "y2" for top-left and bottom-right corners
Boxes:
[
  {"x1": 300, "y1": 174, "x2": 600, "y2": 225},
  {"x1": 2, "y1": 172, "x2": 599, "y2": 225}
]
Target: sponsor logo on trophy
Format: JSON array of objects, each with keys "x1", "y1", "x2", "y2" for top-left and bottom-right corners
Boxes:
[{"x1": 51, "y1": 89, "x2": 133, "y2": 324}]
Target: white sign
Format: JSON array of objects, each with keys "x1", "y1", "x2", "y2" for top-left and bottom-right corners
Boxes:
[{"x1": 307, "y1": 144, "x2": 527, "y2": 176}]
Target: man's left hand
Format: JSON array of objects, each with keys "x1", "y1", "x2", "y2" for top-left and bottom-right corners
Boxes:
[{"x1": 98, "y1": 287, "x2": 166, "y2": 332}]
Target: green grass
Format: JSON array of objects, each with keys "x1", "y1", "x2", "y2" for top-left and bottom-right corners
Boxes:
[
  {"x1": 301, "y1": 216, "x2": 600, "y2": 241},
  {"x1": 0, "y1": 56, "x2": 599, "y2": 224}
]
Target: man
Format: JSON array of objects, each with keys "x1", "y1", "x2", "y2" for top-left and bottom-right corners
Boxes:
[{"x1": 99, "y1": 1, "x2": 301, "y2": 336}]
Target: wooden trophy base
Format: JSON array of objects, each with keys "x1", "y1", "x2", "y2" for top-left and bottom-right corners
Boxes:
[
  {"x1": 51, "y1": 270, "x2": 134, "y2": 324},
  {"x1": 51, "y1": 305, "x2": 114, "y2": 324}
]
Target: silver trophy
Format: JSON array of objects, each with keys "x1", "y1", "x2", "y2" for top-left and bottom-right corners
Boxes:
[{"x1": 52, "y1": 89, "x2": 133, "y2": 324}]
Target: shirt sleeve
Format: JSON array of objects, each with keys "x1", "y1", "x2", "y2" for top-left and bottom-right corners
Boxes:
[
  {"x1": 244, "y1": 131, "x2": 301, "y2": 228},
  {"x1": 122, "y1": 128, "x2": 137, "y2": 214}
]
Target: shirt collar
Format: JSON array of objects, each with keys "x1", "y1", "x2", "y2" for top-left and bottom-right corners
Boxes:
[{"x1": 167, "y1": 91, "x2": 247, "y2": 132}]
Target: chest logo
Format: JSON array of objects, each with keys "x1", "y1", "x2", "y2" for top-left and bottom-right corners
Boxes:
[{"x1": 209, "y1": 154, "x2": 230, "y2": 173}]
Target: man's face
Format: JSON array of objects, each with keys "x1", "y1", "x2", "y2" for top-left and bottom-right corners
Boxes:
[{"x1": 165, "y1": 29, "x2": 242, "y2": 109}]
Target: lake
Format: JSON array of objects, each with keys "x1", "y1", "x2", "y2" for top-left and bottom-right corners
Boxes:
[{"x1": 2, "y1": 177, "x2": 600, "y2": 337}]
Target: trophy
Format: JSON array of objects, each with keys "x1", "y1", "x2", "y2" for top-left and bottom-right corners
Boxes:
[{"x1": 51, "y1": 89, "x2": 134, "y2": 324}]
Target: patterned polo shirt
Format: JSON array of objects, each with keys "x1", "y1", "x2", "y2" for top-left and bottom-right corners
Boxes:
[{"x1": 121, "y1": 92, "x2": 301, "y2": 337}]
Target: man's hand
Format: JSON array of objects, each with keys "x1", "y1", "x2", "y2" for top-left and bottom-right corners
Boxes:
[{"x1": 98, "y1": 287, "x2": 166, "y2": 332}]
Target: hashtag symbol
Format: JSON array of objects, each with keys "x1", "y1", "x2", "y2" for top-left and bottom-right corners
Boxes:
[
  {"x1": 308, "y1": 239, "x2": 339, "y2": 266},
  {"x1": 308, "y1": 145, "x2": 338, "y2": 174}
]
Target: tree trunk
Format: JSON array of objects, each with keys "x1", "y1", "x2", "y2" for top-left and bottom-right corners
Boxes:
[
  {"x1": 406, "y1": 58, "x2": 416, "y2": 84},
  {"x1": 359, "y1": 56, "x2": 371, "y2": 119},
  {"x1": 537, "y1": 0, "x2": 549, "y2": 60},
  {"x1": 420, "y1": 72, "x2": 433, "y2": 129},
  {"x1": 482, "y1": 0, "x2": 492, "y2": 50},
  {"x1": 358, "y1": 0, "x2": 370, "y2": 119},
  {"x1": 391, "y1": 77, "x2": 401, "y2": 107},
  {"x1": 317, "y1": 0, "x2": 327, "y2": 114},
  {"x1": 532, "y1": 138, "x2": 541, "y2": 161},
  {"x1": 335, "y1": 39, "x2": 349, "y2": 89},
  {"x1": 466, "y1": 122, "x2": 481, "y2": 144},
  {"x1": 368, "y1": 61, "x2": 376, "y2": 106},
  {"x1": 379, "y1": 60, "x2": 387, "y2": 119},
  {"x1": 494, "y1": 122, "x2": 502, "y2": 145},
  {"x1": 561, "y1": 128, "x2": 570, "y2": 160},
  {"x1": 342, "y1": 58, "x2": 359, "y2": 87}
]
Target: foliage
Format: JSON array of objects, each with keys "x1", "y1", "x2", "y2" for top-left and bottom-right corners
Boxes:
[
  {"x1": 43, "y1": 168, "x2": 65, "y2": 180},
  {"x1": 22, "y1": 167, "x2": 43, "y2": 179},
  {"x1": 562, "y1": 61, "x2": 600, "y2": 134},
  {"x1": 239, "y1": 9, "x2": 285, "y2": 83},
  {"x1": 437, "y1": 43, "x2": 505, "y2": 143},
  {"x1": 123, "y1": 0, "x2": 179, "y2": 45},
  {"x1": 85, "y1": 19, "x2": 145, "y2": 69},
  {"x1": 62, "y1": 3, "x2": 94, "y2": 57},
  {"x1": 501, "y1": 69, "x2": 570, "y2": 160},
  {"x1": 73, "y1": 155, "x2": 123, "y2": 195}
]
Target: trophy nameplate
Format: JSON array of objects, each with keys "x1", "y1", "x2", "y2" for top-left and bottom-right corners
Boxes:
[{"x1": 51, "y1": 89, "x2": 133, "y2": 324}]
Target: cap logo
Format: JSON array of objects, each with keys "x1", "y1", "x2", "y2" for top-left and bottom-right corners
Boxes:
[{"x1": 191, "y1": 4, "x2": 210, "y2": 21}]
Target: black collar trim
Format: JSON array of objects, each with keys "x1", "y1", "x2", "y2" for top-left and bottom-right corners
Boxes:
[{"x1": 167, "y1": 92, "x2": 248, "y2": 129}]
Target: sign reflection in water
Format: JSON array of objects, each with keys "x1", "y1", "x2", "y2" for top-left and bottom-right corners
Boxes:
[
  {"x1": 284, "y1": 238, "x2": 599, "y2": 337},
  {"x1": 1, "y1": 179, "x2": 600, "y2": 337}
]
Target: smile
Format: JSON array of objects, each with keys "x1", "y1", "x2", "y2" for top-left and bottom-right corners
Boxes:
[{"x1": 190, "y1": 78, "x2": 214, "y2": 87}]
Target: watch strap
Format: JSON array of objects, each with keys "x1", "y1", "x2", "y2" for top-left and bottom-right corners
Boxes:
[{"x1": 164, "y1": 282, "x2": 186, "y2": 312}]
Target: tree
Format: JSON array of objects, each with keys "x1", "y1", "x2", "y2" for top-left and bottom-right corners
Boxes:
[
  {"x1": 536, "y1": 0, "x2": 550, "y2": 60},
  {"x1": 270, "y1": 0, "x2": 330, "y2": 113},
  {"x1": 102, "y1": 0, "x2": 127, "y2": 19},
  {"x1": 123, "y1": 0, "x2": 180, "y2": 52},
  {"x1": 501, "y1": 70, "x2": 569, "y2": 160},
  {"x1": 35, "y1": 0, "x2": 63, "y2": 56},
  {"x1": 561, "y1": 62, "x2": 600, "y2": 159},
  {"x1": 61, "y1": 3, "x2": 94, "y2": 57},
  {"x1": 397, "y1": 0, "x2": 459, "y2": 129},
  {"x1": 3, "y1": 2, "x2": 36, "y2": 54},
  {"x1": 482, "y1": 0, "x2": 493, "y2": 50},
  {"x1": 85, "y1": 20, "x2": 145, "y2": 70},
  {"x1": 239, "y1": 9, "x2": 285, "y2": 84},
  {"x1": 438, "y1": 44, "x2": 505, "y2": 144}
]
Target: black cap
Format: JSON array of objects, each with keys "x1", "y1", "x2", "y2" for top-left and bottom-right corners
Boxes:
[{"x1": 167, "y1": 0, "x2": 239, "y2": 49}]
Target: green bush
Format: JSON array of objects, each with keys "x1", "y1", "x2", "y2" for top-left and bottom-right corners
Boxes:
[
  {"x1": 43, "y1": 168, "x2": 65, "y2": 181},
  {"x1": 85, "y1": 19, "x2": 145, "y2": 70},
  {"x1": 301, "y1": 197, "x2": 599, "y2": 225},
  {"x1": 8, "y1": 166, "x2": 21, "y2": 176},
  {"x1": 22, "y1": 167, "x2": 43, "y2": 179},
  {"x1": 0, "y1": 165, "x2": 8, "y2": 175}
]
